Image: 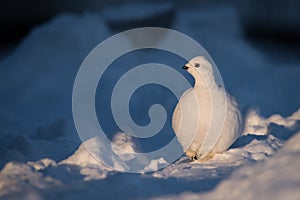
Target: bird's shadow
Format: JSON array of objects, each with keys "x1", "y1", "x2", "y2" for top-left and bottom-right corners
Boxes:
[
  {"x1": 37, "y1": 165, "x2": 228, "y2": 200},
  {"x1": 230, "y1": 134, "x2": 268, "y2": 148}
]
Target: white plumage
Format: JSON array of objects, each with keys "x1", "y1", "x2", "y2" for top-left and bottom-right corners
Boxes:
[{"x1": 172, "y1": 56, "x2": 242, "y2": 161}]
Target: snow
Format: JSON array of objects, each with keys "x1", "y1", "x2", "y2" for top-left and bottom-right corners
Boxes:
[
  {"x1": 1, "y1": 2, "x2": 300, "y2": 200},
  {"x1": 0, "y1": 161, "x2": 62, "y2": 199},
  {"x1": 0, "y1": 13, "x2": 110, "y2": 132},
  {"x1": 157, "y1": 131, "x2": 300, "y2": 200}
]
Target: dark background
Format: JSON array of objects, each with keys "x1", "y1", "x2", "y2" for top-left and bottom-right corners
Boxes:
[{"x1": 1, "y1": 0, "x2": 300, "y2": 48}]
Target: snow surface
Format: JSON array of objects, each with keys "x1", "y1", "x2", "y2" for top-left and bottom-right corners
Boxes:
[
  {"x1": 0, "y1": 3, "x2": 300, "y2": 200},
  {"x1": 154, "y1": 130, "x2": 300, "y2": 200}
]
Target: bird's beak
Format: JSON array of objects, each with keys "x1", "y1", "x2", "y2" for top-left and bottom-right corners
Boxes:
[{"x1": 182, "y1": 65, "x2": 189, "y2": 70}]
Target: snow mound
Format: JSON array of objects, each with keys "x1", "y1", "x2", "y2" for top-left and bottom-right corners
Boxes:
[
  {"x1": 244, "y1": 108, "x2": 300, "y2": 135},
  {"x1": 60, "y1": 137, "x2": 112, "y2": 180},
  {"x1": 152, "y1": 133, "x2": 284, "y2": 180},
  {"x1": 0, "y1": 13, "x2": 109, "y2": 132},
  {"x1": 164, "y1": 131, "x2": 300, "y2": 200},
  {"x1": 0, "y1": 161, "x2": 62, "y2": 198},
  {"x1": 62, "y1": 132, "x2": 171, "y2": 174}
]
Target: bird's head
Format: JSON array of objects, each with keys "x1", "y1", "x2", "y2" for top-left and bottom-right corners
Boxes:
[{"x1": 182, "y1": 56, "x2": 214, "y2": 77}]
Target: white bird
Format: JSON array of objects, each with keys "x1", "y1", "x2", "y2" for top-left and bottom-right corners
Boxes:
[{"x1": 172, "y1": 56, "x2": 242, "y2": 161}]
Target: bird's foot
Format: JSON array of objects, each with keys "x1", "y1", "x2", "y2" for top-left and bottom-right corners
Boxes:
[
  {"x1": 185, "y1": 150, "x2": 198, "y2": 161},
  {"x1": 196, "y1": 152, "x2": 215, "y2": 162}
]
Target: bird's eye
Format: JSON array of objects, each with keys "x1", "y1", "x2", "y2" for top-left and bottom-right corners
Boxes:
[{"x1": 195, "y1": 63, "x2": 200, "y2": 68}]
